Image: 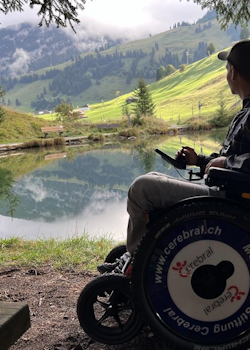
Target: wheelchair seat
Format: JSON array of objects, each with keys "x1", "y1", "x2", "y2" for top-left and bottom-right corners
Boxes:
[{"x1": 205, "y1": 167, "x2": 250, "y2": 203}]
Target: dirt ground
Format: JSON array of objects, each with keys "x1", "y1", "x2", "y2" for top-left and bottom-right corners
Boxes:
[{"x1": 0, "y1": 266, "x2": 169, "y2": 350}]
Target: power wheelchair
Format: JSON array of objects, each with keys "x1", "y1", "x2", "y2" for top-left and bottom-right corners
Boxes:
[{"x1": 77, "y1": 149, "x2": 250, "y2": 350}]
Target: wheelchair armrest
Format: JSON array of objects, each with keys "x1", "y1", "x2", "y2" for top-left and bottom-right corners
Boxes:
[{"x1": 205, "y1": 167, "x2": 250, "y2": 188}]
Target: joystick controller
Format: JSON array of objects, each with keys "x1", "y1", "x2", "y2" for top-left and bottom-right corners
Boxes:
[{"x1": 155, "y1": 148, "x2": 186, "y2": 169}]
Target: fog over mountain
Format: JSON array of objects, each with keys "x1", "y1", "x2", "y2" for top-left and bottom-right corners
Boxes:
[{"x1": 0, "y1": 22, "x2": 128, "y2": 77}]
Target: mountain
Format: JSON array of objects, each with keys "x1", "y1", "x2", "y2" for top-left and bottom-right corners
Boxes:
[
  {"x1": 0, "y1": 11, "x2": 242, "y2": 113},
  {"x1": 0, "y1": 22, "x2": 126, "y2": 77}
]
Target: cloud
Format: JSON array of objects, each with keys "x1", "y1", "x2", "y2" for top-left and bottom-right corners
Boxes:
[
  {"x1": 0, "y1": 6, "x2": 38, "y2": 28},
  {"x1": 86, "y1": 190, "x2": 123, "y2": 215},
  {"x1": 77, "y1": 0, "x2": 204, "y2": 36},
  {"x1": 9, "y1": 48, "x2": 31, "y2": 77},
  {"x1": 145, "y1": 0, "x2": 205, "y2": 31},
  {"x1": 1, "y1": 0, "x2": 205, "y2": 42},
  {"x1": 14, "y1": 176, "x2": 60, "y2": 203}
]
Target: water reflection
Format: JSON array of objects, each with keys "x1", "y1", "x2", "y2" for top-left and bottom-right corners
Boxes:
[
  {"x1": 0, "y1": 168, "x2": 19, "y2": 218},
  {"x1": 0, "y1": 131, "x2": 226, "y2": 240}
]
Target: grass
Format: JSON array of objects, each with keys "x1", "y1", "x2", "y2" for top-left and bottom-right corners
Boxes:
[
  {"x1": 0, "y1": 236, "x2": 123, "y2": 270},
  {"x1": 0, "y1": 106, "x2": 176, "y2": 143},
  {"x1": 23, "y1": 137, "x2": 65, "y2": 148},
  {"x1": 0, "y1": 108, "x2": 53, "y2": 143}
]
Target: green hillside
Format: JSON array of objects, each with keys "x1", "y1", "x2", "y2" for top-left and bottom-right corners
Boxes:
[
  {"x1": 0, "y1": 108, "x2": 51, "y2": 143},
  {"x1": 3, "y1": 14, "x2": 239, "y2": 113},
  {"x1": 83, "y1": 50, "x2": 239, "y2": 124}
]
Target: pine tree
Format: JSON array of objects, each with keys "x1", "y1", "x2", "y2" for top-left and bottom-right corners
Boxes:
[
  {"x1": 132, "y1": 79, "x2": 156, "y2": 118},
  {"x1": 0, "y1": 86, "x2": 5, "y2": 123},
  {"x1": 15, "y1": 98, "x2": 22, "y2": 106}
]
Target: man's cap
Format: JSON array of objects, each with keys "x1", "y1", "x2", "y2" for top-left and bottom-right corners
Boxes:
[{"x1": 218, "y1": 40, "x2": 250, "y2": 76}]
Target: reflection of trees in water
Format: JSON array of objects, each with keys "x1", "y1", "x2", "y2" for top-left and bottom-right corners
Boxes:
[
  {"x1": 185, "y1": 129, "x2": 227, "y2": 148},
  {"x1": 0, "y1": 168, "x2": 20, "y2": 217},
  {"x1": 134, "y1": 142, "x2": 156, "y2": 173},
  {"x1": 60, "y1": 154, "x2": 136, "y2": 189}
]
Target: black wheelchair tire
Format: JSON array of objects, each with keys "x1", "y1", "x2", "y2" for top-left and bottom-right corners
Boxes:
[
  {"x1": 131, "y1": 197, "x2": 250, "y2": 350},
  {"x1": 105, "y1": 244, "x2": 127, "y2": 263},
  {"x1": 77, "y1": 274, "x2": 142, "y2": 344}
]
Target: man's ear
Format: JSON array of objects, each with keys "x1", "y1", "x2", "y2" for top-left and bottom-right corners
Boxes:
[{"x1": 231, "y1": 66, "x2": 238, "y2": 81}]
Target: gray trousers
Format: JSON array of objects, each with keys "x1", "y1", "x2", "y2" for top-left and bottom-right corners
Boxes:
[{"x1": 126, "y1": 172, "x2": 224, "y2": 254}]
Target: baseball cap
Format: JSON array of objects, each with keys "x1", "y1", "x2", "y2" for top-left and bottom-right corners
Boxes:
[{"x1": 218, "y1": 40, "x2": 250, "y2": 76}]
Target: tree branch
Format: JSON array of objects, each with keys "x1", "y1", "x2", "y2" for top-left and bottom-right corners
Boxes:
[
  {"x1": 192, "y1": 0, "x2": 250, "y2": 29},
  {"x1": 0, "y1": 0, "x2": 87, "y2": 31}
]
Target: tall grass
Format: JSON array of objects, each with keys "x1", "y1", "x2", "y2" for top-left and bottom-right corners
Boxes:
[
  {"x1": 0, "y1": 236, "x2": 122, "y2": 270},
  {"x1": 23, "y1": 137, "x2": 65, "y2": 148}
]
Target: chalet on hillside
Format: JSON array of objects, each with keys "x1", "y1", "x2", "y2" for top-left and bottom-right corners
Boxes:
[
  {"x1": 126, "y1": 97, "x2": 138, "y2": 104},
  {"x1": 38, "y1": 110, "x2": 53, "y2": 115},
  {"x1": 78, "y1": 104, "x2": 90, "y2": 111},
  {"x1": 70, "y1": 104, "x2": 91, "y2": 119},
  {"x1": 70, "y1": 109, "x2": 85, "y2": 118}
]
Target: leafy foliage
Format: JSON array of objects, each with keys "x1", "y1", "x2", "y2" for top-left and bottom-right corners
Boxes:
[
  {"x1": 156, "y1": 66, "x2": 166, "y2": 81},
  {"x1": 0, "y1": 0, "x2": 86, "y2": 31},
  {"x1": 166, "y1": 64, "x2": 176, "y2": 76},
  {"x1": 193, "y1": 0, "x2": 250, "y2": 29},
  {"x1": 179, "y1": 64, "x2": 187, "y2": 72},
  {"x1": 206, "y1": 43, "x2": 216, "y2": 55},
  {"x1": 55, "y1": 101, "x2": 71, "y2": 122}
]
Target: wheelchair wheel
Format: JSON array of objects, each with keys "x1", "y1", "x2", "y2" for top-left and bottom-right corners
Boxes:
[
  {"x1": 132, "y1": 197, "x2": 250, "y2": 350},
  {"x1": 77, "y1": 274, "x2": 142, "y2": 344},
  {"x1": 105, "y1": 244, "x2": 127, "y2": 263}
]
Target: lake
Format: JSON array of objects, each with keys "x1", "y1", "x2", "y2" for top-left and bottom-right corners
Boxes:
[{"x1": 0, "y1": 130, "x2": 226, "y2": 241}]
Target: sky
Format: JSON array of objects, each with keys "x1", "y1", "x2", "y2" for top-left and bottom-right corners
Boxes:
[{"x1": 0, "y1": 0, "x2": 205, "y2": 39}]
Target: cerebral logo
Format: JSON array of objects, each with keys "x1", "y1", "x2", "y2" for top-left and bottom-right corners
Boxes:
[
  {"x1": 228, "y1": 286, "x2": 245, "y2": 302},
  {"x1": 172, "y1": 260, "x2": 191, "y2": 278}
]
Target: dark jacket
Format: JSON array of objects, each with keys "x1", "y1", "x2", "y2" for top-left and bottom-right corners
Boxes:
[{"x1": 197, "y1": 95, "x2": 250, "y2": 174}]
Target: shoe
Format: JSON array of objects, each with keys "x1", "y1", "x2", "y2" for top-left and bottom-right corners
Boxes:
[
  {"x1": 97, "y1": 259, "x2": 123, "y2": 274},
  {"x1": 97, "y1": 252, "x2": 131, "y2": 274}
]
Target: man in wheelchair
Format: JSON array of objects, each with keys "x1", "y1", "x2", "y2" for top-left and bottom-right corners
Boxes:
[
  {"x1": 98, "y1": 39, "x2": 250, "y2": 274},
  {"x1": 78, "y1": 40, "x2": 250, "y2": 350}
]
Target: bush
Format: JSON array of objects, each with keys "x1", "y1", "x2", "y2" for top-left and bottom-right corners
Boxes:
[
  {"x1": 118, "y1": 128, "x2": 139, "y2": 138},
  {"x1": 185, "y1": 117, "x2": 212, "y2": 131},
  {"x1": 131, "y1": 116, "x2": 145, "y2": 126},
  {"x1": 179, "y1": 64, "x2": 187, "y2": 72},
  {"x1": 88, "y1": 133, "x2": 105, "y2": 142},
  {"x1": 146, "y1": 126, "x2": 176, "y2": 135}
]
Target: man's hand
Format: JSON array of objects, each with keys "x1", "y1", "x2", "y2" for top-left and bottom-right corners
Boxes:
[
  {"x1": 205, "y1": 156, "x2": 226, "y2": 174},
  {"x1": 175, "y1": 146, "x2": 198, "y2": 166}
]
